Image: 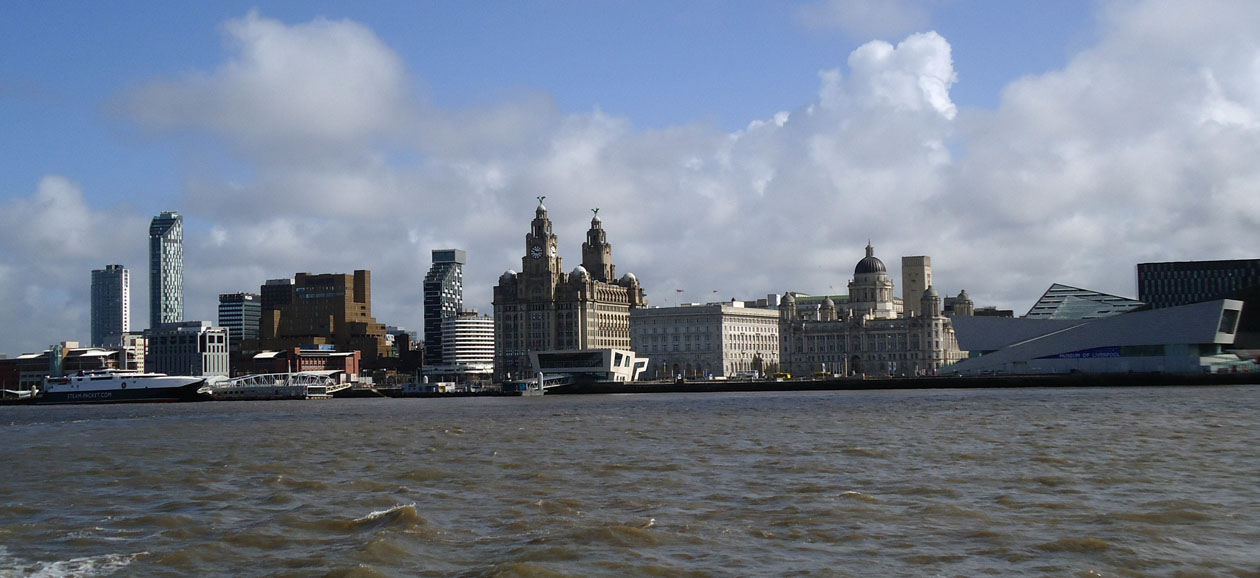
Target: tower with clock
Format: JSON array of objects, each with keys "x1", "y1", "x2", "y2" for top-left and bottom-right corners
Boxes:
[{"x1": 492, "y1": 197, "x2": 648, "y2": 381}]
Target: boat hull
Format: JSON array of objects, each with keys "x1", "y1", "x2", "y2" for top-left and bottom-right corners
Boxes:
[{"x1": 38, "y1": 379, "x2": 209, "y2": 404}]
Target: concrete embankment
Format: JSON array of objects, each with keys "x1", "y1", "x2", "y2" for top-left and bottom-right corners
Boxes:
[{"x1": 545, "y1": 372, "x2": 1260, "y2": 395}]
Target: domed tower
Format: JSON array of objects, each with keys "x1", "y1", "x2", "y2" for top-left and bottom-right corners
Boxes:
[
  {"x1": 780, "y1": 292, "x2": 797, "y2": 322},
  {"x1": 921, "y1": 285, "x2": 942, "y2": 317},
  {"x1": 820, "y1": 296, "x2": 838, "y2": 322},
  {"x1": 523, "y1": 196, "x2": 561, "y2": 276},
  {"x1": 847, "y1": 243, "x2": 896, "y2": 319},
  {"x1": 582, "y1": 208, "x2": 615, "y2": 282},
  {"x1": 953, "y1": 290, "x2": 974, "y2": 317}
]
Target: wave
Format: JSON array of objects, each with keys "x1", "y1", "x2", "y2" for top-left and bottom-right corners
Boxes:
[
  {"x1": 349, "y1": 503, "x2": 427, "y2": 532},
  {"x1": 0, "y1": 547, "x2": 147, "y2": 578}
]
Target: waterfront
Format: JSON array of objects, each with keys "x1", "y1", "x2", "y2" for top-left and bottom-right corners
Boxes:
[{"x1": 2, "y1": 386, "x2": 1259, "y2": 576}]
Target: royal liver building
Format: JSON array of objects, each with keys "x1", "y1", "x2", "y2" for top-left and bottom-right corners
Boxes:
[
  {"x1": 493, "y1": 199, "x2": 647, "y2": 381},
  {"x1": 778, "y1": 244, "x2": 968, "y2": 376}
]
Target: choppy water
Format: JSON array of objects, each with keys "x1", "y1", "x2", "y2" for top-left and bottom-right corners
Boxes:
[{"x1": 2, "y1": 386, "x2": 1259, "y2": 577}]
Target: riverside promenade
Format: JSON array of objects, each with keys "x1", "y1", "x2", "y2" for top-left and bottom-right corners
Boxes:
[{"x1": 545, "y1": 371, "x2": 1260, "y2": 395}]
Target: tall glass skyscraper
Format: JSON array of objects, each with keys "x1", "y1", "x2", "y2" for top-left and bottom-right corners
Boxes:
[
  {"x1": 149, "y1": 211, "x2": 183, "y2": 330},
  {"x1": 423, "y1": 249, "x2": 466, "y2": 366},
  {"x1": 90, "y1": 264, "x2": 129, "y2": 346}
]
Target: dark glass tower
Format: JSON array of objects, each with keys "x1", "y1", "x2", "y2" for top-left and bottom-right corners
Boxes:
[
  {"x1": 91, "y1": 264, "x2": 129, "y2": 346},
  {"x1": 423, "y1": 249, "x2": 466, "y2": 366}
]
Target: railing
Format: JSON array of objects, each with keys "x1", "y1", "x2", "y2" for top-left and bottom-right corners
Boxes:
[{"x1": 204, "y1": 372, "x2": 352, "y2": 395}]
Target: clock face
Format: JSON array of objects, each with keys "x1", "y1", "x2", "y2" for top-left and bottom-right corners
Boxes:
[{"x1": 530, "y1": 245, "x2": 543, "y2": 259}]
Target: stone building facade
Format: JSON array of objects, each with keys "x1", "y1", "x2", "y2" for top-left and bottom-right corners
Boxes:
[
  {"x1": 779, "y1": 244, "x2": 967, "y2": 377},
  {"x1": 631, "y1": 301, "x2": 779, "y2": 379},
  {"x1": 492, "y1": 200, "x2": 646, "y2": 381}
]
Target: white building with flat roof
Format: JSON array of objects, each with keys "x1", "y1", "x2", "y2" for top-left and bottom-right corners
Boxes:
[{"x1": 631, "y1": 299, "x2": 780, "y2": 379}]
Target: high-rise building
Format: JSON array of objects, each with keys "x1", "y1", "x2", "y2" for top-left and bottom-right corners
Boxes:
[
  {"x1": 260, "y1": 270, "x2": 389, "y2": 358},
  {"x1": 148, "y1": 211, "x2": 183, "y2": 329},
  {"x1": 492, "y1": 201, "x2": 647, "y2": 381},
  {"x1": 91, "y1": 264, "x2": 129, "y2": 347},
  {"x1": 901, "y1": 256, "x2": 931, "y2": 318},
  {"x1": 423, "y1": 249, "x2": 466, "y2": 366},
  {"x1": 218, "y1": 292, "x2": 261, "y2": 350}
]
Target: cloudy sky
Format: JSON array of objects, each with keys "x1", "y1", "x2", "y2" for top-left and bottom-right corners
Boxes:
[{"x1": 3, "y1": 0, "x2": 1259, "y2": 356}]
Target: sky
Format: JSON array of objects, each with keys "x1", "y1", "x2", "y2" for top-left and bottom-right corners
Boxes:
[{"x1": 2, "y1": 0, "x2": 1259, "y2": 356}]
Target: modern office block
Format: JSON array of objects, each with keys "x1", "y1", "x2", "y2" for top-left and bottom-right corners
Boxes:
[
  {"x1": 91, "y1": 264, "x2": 129, "y2": 347},
  {"x1": 145, "y1": 321, "x2": 229, "y2": 377},
  {"x1": 423, "y1": 249, "x2": 466, "y2": 366},
  {"x1": 218, "y1": 292, "x2": 261, "y2": 350},
  {"x1": 259, "y1": 270, "x2": 389, "y2": 359},
  {"x1": 1137, "y1": 259, "x2": 1260, "y2": 308}
]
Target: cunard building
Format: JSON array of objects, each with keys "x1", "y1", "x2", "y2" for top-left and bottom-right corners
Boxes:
[
  {"x1": 493, "y1": 199, "x2": 647, "y2": 381},
  {"x1": 779, "y1": 244, "x2": 968, "y2": 377}
]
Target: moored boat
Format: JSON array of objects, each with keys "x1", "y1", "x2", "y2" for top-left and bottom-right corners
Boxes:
[{"x1": 39, "y1": 369, "x2": 210, "y2": 404}]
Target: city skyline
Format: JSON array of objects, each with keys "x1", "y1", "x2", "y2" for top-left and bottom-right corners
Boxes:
[{"x1": 4, "y1": 1, "x2": 1260, "y2": 355}]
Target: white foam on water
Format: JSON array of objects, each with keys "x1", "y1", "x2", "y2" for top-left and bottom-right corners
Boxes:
[
  {"x1": 354, "y1": 502, "x2": 417, "y2": 523},
  {"x1": 0, "y1": 546, "x2": 147, "y2": 578}
]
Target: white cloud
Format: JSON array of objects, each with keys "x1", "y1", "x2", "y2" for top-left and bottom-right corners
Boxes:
[
  {"x1": 119, "y1": 9, "x2": 410, "y2": 161},
  {"x1": 0, "y1": 177, "x2": 147, "y2": 352}
]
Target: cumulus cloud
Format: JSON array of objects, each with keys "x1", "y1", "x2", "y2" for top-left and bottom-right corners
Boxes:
[
  {"x1": 5, "y1": 2, "x2": 1260, "y2": 356},
  {"x1": 118, "y1": 9, "x2": 410, "y2": 161},
  {"x1": 0, "y1": 177, "x2": 147, "y2": 353}
]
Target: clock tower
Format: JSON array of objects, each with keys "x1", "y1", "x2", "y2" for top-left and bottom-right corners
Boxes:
[
  {"x1": 523, "y1": 196, "x2": 561, "y2": 276},
  {"x1": 493, "y1": 198, "x2": 648, "y2": 381}
]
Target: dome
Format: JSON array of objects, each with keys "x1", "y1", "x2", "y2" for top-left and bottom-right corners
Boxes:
[
  {"x1": 500, "y1": 269, "x2": 517, "y2": 281},
  {"x1": 572, "y1": 265, "x2": 590, "y2": 280},
  {"x1": 854, "y1": 243, "x2": 886, "y2": 275},
  {"x1": 957, "y1": 289, "x2": 971, "y2": 302},
  {"x1": 783, "y1": 292, "x2": 796, "y2": 303},
  {"x1": 923, "y1": 286, "x2": 940, "y2": 298},
  {"x1": 821, "y1": 297, "x2": 836, "y2": 309},
  {"x1": 591, "y1": 214, "x2": 602, "y2": 226},
  {"x1": 620, "y1": 272, "x2": 638, "y2": 284}
]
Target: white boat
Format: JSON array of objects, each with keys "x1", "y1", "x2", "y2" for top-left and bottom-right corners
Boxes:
[{"x1": 39, "y1": 369, "x2": 209, "y2": 404}]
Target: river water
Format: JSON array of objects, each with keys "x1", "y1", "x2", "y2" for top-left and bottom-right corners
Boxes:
[{"x1": 1, "y1": 386, "x2": 1258, "y2": 577}]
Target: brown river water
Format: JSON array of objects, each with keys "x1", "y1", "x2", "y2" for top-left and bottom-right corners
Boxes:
[{"x1": 2, "y1": 386, "x2": 1259, "y2": 577}]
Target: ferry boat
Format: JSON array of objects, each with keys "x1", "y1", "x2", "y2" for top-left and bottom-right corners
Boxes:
[{"x1": 39, "y1": 369, "x2": 210, "y2": 404}]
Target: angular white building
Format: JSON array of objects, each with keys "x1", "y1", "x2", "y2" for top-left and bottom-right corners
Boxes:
[{"x1": 947, "y1": 299, "x2": 1251, "y2": 375}]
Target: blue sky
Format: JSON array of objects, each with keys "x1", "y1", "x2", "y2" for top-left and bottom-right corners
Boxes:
[{"x1": 3, "y1": 0, "x2": 1258, "y2": 356}]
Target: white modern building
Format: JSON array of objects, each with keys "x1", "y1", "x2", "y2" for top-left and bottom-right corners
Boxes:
[
  {"x1": 530, "y1": 348, "x2": 649, "y2": 382},
  {"x1": 91, "y1": 264, "x2": 129, "y2": 347},
  {"x1": 423, "y1": 312, "x2": 494, "y2": 384},
  {"x1": 631, "y1": 299, "x2": 780, "y2": 379},
  {"x1": 946, "y1": 299, "x2": 1252, "y2": 375},
  {"x1": 146, "y1": 321, "x2": 229, "y2": 377}
]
